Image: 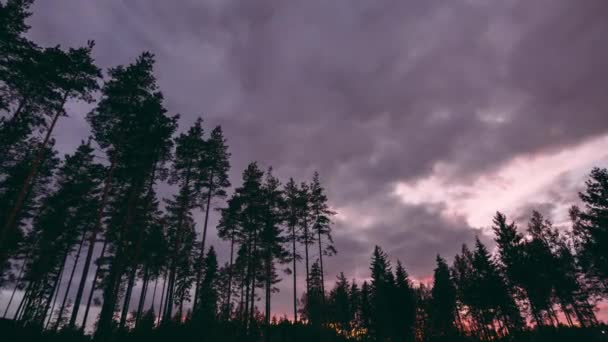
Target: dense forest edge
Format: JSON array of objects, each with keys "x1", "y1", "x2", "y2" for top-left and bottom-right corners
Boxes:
[{"x1": 2, "y1": 1, "x2": 608, "y2": 341}]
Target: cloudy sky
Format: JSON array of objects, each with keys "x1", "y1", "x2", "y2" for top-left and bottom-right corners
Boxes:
[{"x1": 9, "y1": 0, "x2": 608, "y2": 320}]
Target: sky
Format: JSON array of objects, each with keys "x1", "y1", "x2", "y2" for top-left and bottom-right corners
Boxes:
[{"x1": 3, "y1": 0, "x2": 608, "y2": 322}]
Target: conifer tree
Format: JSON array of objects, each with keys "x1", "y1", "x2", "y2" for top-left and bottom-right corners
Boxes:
[
  {"x1": 217, "y1": 194, "x2": 243, "y2": 318},
  {"x1": 298, "y1": 182, "x2": 314, "y2": 294},
  {"x1": 19, "y1": 142, "x2": 101, "y2": 326},
  {"x1": 259, "y1": 168, "x2": 288, "y2": 330},
  {"x1": 91, "y1": 52, "x2": 177, "y2": 339},
  {"x1": 161, "y1": 119, "x2": 206, "y2": 322},
  {"x1": 283, "y1": 178, "x2": 302, "y2": 322},
  {"x1": 302, "y1": 261, "x2": 324, "y2": 327},
  {"x1": 393, "y1": 260, "x2": 416, "y2": 342},
  {"x1": 428, "y1": 255, "x2": 457, "y2": 340},
  {"x1": 309, "y1": 172, "x2": 336, "y2": 295},
  {"x1": 194, "y1": 126, "x2": 230, "y2": 310},
  {"x1": 328, "y1": 272, "x2": 351, "y2": 337},
  {"x1": 369, "y1": 246, "x2": 395, "y2": 341},
  {"x1": 1, "y1": 41, "x2": 101, "y2": 260},
  {"x1": 575, "y1": 168, "x2": 608, "y2": 290},
  {"x1": 193, "y1": 246, "x2": 219, "y2": 326},
  {"x1": 0, "y1": 144, "x2": 57, "y2": 279}
]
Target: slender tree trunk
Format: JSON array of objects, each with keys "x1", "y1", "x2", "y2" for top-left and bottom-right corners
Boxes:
[
  {"x1": 3, "y1": 257, "x2": 27, "y2": 318},
  {"x1": 249, "y1": 228, "x2": 258, "y2": 330},
  {"x1": 69, "y1": 157, "x2": 117, "y2": 328},
  {"x1": 163, "y1": 163, "x2": 192, "y2": 323},
  {"x1": 157, "y1": 270, "x2": 167, "y2": 326},
  {"x1": 303, "y1": 218, "x2": 310, "y2": 294},
  {"x1": 80, "y1": 239, "x2": 107, "y2": 331},
  {"x1": 119, "y1": 264, "x2": 138, "y2": 329},
  {"x1": 0, "y1": 93, "x2": 68, "y2": 256},
  {"x1": 225, "y1": 233, "x2": 235, "y2": 319},
  {"x1": 123, "y1": 162, "x2": 157, "y2": 328},
  {"x1": 194, "y1": 186, "x2": 213, "y2": 311},
  {"x1": 244, "y1": 239, "x2": 251, "y2": 327},
  {"x1": 317, "y1": 230, "x2": 325, "y2": 297},
  {"x1": 44, "y1": 249, "x2": 69, "y2": 329},
  {"x1": 150, "y1": 276, "x2": 159, "y2": 313},
  {"x1": 264, "y1": 252, "x2": 271, "y2": 342},
  {"x1": 14, "y1": 282, "x2": 32, "y2": 321},
  {"x1": 178, "y1": 290, "x2": 185, "y2": 322},
  {"x1": 561, "y1": 304, "x2": 574, "y2": 327},
  {"x1": 239, "y1": 274, "x2": 245, "y2": 321},
  {"x1": 54, "y1": 232, "x2": 88, "y2": 331},
  {"x1": 135, "y1": 265, "x2": 150, "y2": 326},
  {"x1": 96, "y1": 179, "x2": 145, "y2": 339},
  {"x1": 291, "y1": 224, "x2": 297, "y2": 322}
]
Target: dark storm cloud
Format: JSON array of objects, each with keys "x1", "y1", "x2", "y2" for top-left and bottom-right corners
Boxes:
[{"x1": 18, "y1": 0, "x2": 608, "y2": 316}]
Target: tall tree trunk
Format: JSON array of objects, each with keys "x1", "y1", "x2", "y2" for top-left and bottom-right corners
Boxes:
[
  {"x1": 163, "y1": 162, "x2": 192, "y2": 323},
  {"x1": 69, "y1": 157, "x2": 117, "y2": 329},
  {"x1": 123, "y1": 161, "x2": 157, "y2": 328},
  {"x1": 194, "y1": 186, "x2": 213, "y2": 311},
  {"x1": 303, "y1": 218, "x2": 310, "y2": 294},
  {"x1": 119, "y1": 264, "x2": 138, "y2": 329},
  {"x1": 317, "y1": 230, "x2": 325, "y2": 298},
  {"x1": 96, "y1": 179, "x2": 144, "y2": 340},
  {"x1": 248, "y1": 228, "x2": 258, "y2": 330},
  {"x1": 225, "y1": 233, "x2": 235, "y2": 319},
  {"x1": 54, "y1": 232, "x2": 88, "y2": 331},
  {"x1": 80, "y1": 239, "x2": 107, "y2": 331},
  {"x1": 44, "y1": 249, "x2": 69, "y2": 329},
  {"x1": 135, "y1": 265, "x2": 150, "y2": 327},
  {"x1": 291, "y1": 224, "x2": 297, "y2": 322},
  {"x1": 178, "y1": 290, "x2": 185, "y2": 322},
  {"x1": 3, "y1": 256, "x2": 27, "y2": 318},
  {"x1": 14, "y1": 281, "x2": 32, "y2": 321},
  {"x1": 150, "y1": 276, "x2": 159, "y2": 313},
  {"x1": 264, "y1": 252, "x2": 271, "y2": 342},
  {"x1": 244, "y1": 240, "x2": 251, "y2": 327},
  {"x1": 0, "y1": 93, "x2": 68, "y2": 257},
  {"x1": 157, "y1": 270, "x2": 167, "y2": 326},
  {"x1": 239, "y1": 271, "x2": 246, "y2": 322}
]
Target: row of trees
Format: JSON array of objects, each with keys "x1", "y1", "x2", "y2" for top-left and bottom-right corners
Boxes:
[
  {"x1": 0, "y1": 1, "x2": 337, "y2": 340},
  {"x1": 297, "y1": 168, "x2": 608, "y2": 342}
]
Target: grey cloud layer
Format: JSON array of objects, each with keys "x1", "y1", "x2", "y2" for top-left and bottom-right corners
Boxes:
[{"x1": 24, "y1": 0, "x2": 608, "y2": 315}]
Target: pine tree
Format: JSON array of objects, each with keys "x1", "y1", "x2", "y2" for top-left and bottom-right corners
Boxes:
[
  {"x1": 162, "y1": 119, "x2": 206, "y2": 322},
  {"x1": 471, "y1": 238, "x2": 523, "y2": 337},
  {"x1": 523, "y1": 211, "x2": 560, "y2": 326},
  {"x1": 193, "y1": 246, "x2": 219, "y2": 327},
  {"x1": 19, "y1": 142, "x2": 101, "y2": 326},
  {"x1": 359, "y1": 281, "x2": 372, "y2": 335},
  {"x1": 393, "y1": 260, "x2": 416, "y2": 342},
  {"x1": 194, "y1": 126, "x2": 230, "y2": 310},
  {"x1": 284, "y1": 178, "x2": 302, "y2": 322},
  {"x1": 91, "y1": 52, "x2": 177, "y2": 339},
  {"x1": 0, "y1": 143, "x2": 57, "y2": 280},
  {"x1": 369, "y1": 245, "x2": 395, "y2": 341},
  {"x1": 429, "y1": 255, "x2": 457, "y2": 340},
  {"x1": 259, "y1": 168, "x2": 288, "y2": 331},
  {"x1": 328, "y1": 272, "x2": 351, "y2": 337},
  {"x1": 302, "y1": 261, "x2": 324, "y2": 327},
  {"x1": 298, "y1": 182, "x2": 314, "y2": 295},
  {"x1": 217, "y1": 194, "x2": 242, "y2": 319},
  {"x1": 575, "y1": 168, "x2": 608, "y2": 291},
  {"x1": 309, "y1": 172, "x2": 336, "y2": 296},
  {"x1": 0, "y1": 41, "x2": 101, "y2": 262}
]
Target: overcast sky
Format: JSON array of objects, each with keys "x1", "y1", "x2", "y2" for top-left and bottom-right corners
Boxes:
[{"x1": 5, "y1": 0, "x2": 608, "y2": 321}]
